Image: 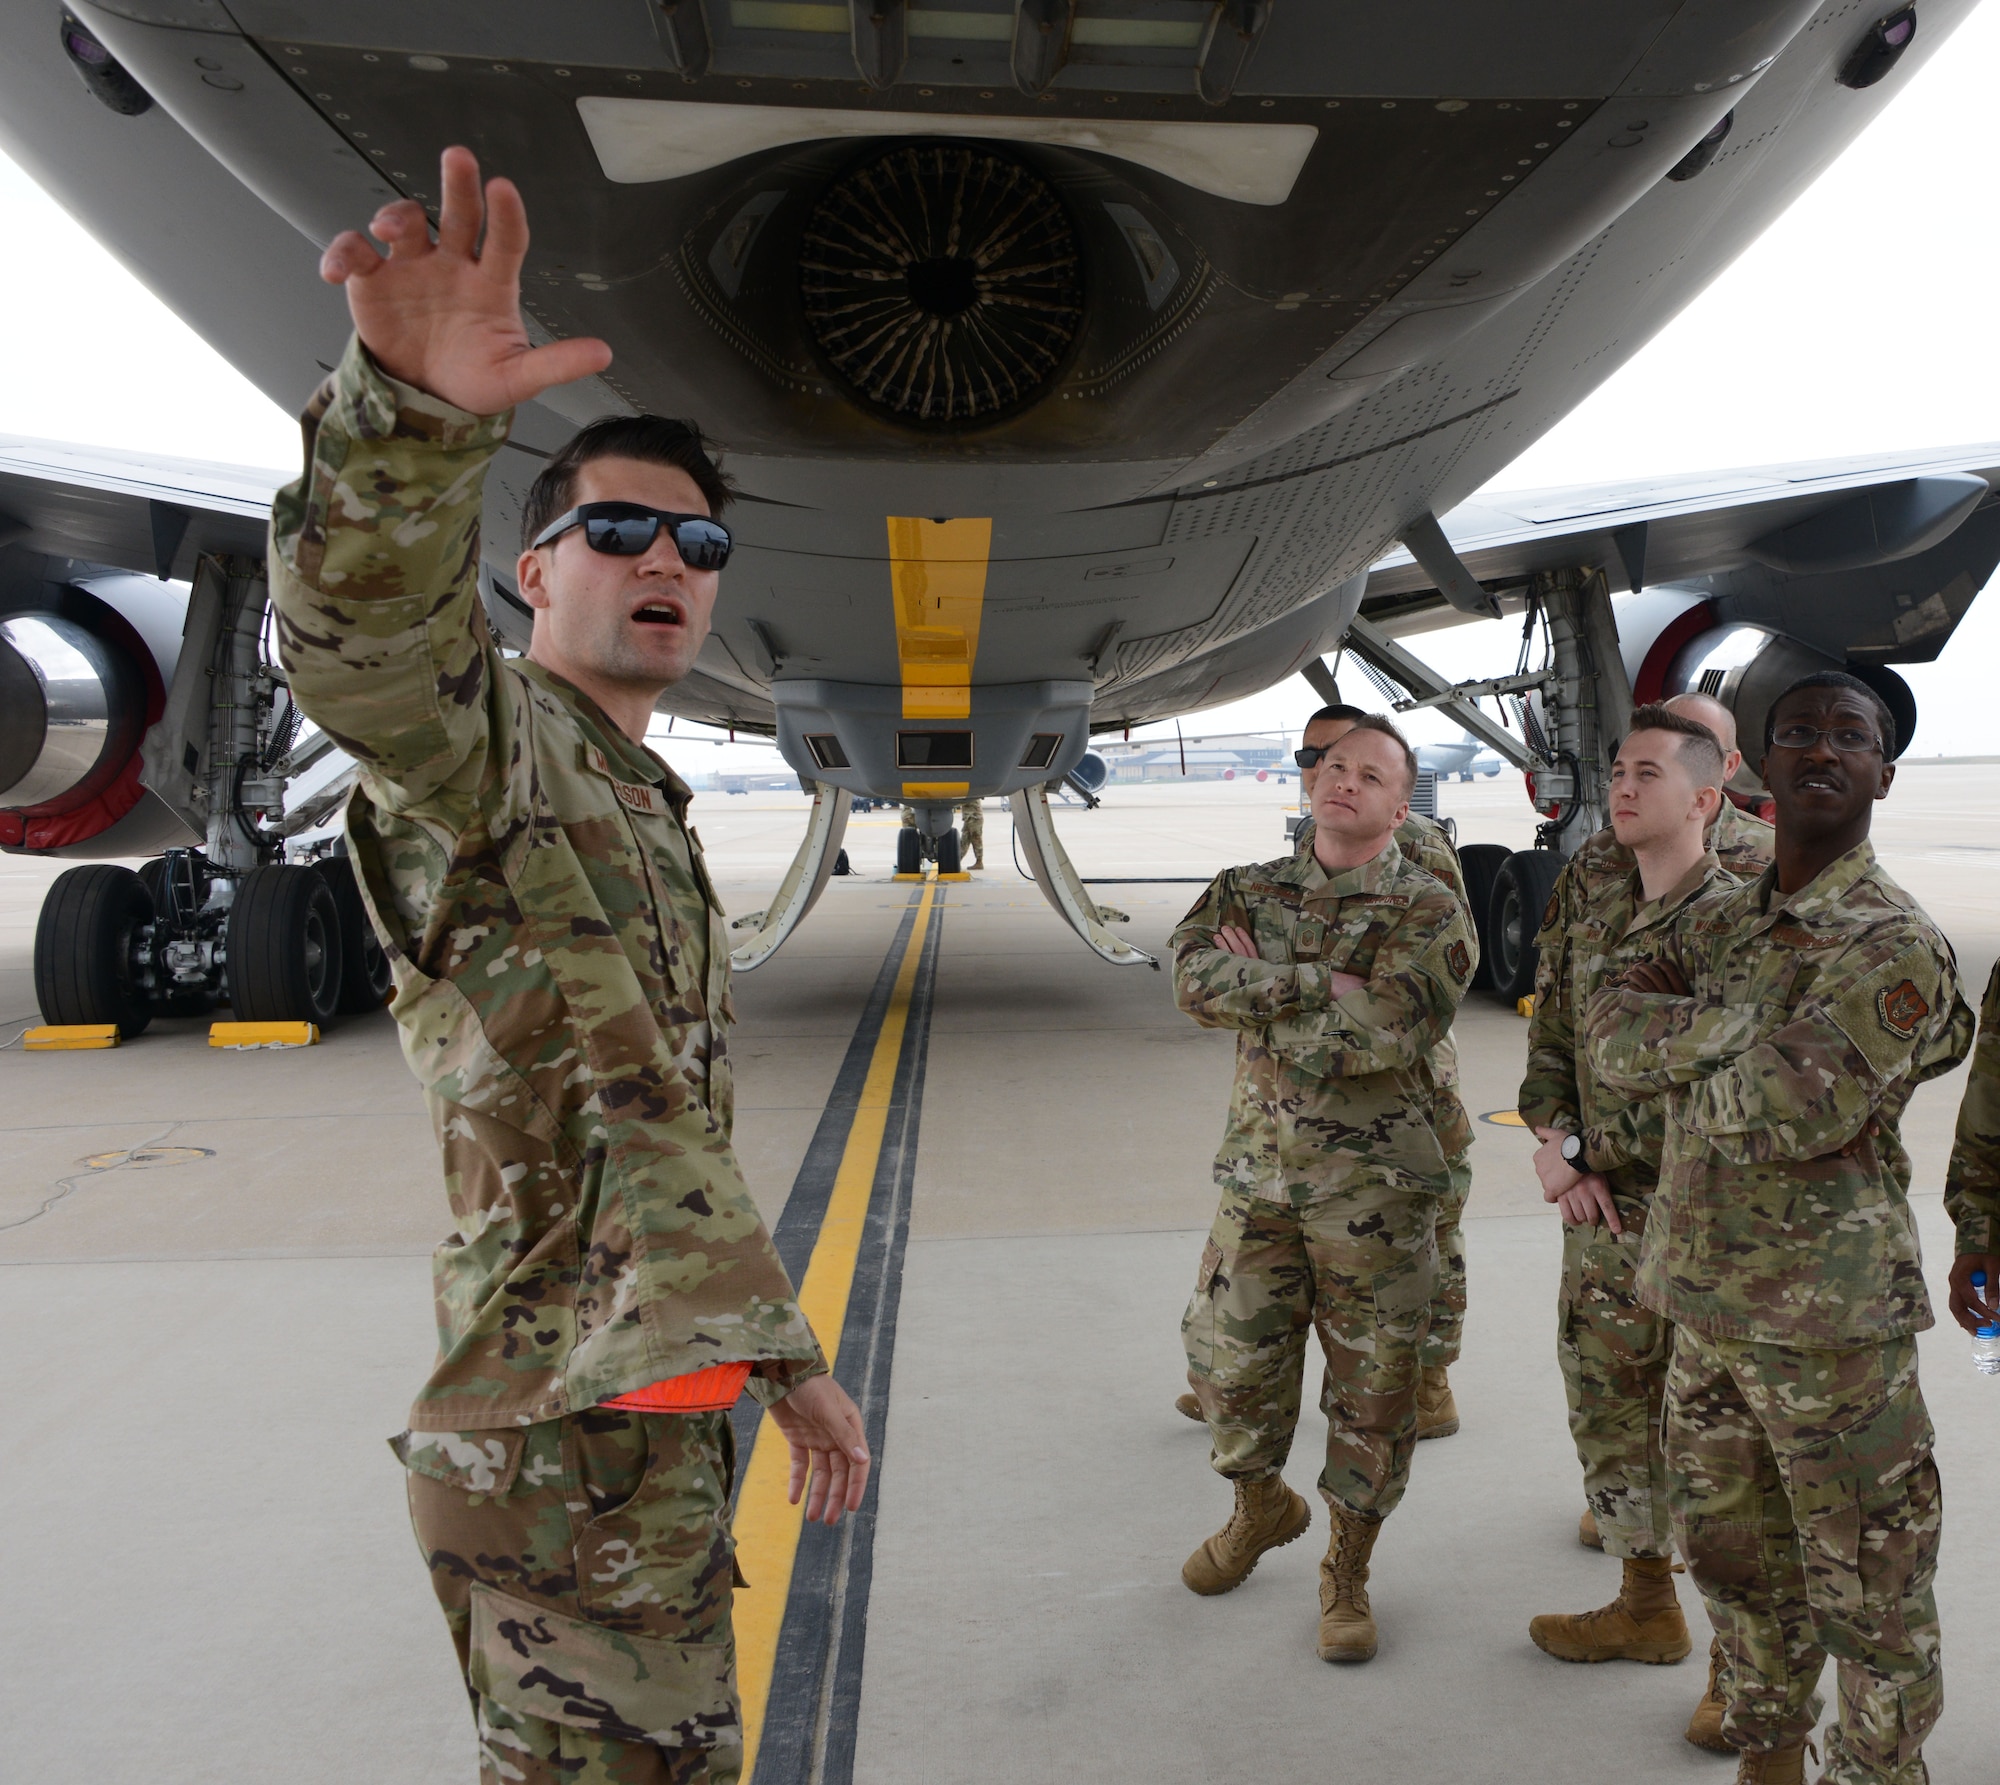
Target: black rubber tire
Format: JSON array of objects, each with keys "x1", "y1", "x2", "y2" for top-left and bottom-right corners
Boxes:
[
  {"x1": 1487, "y1": 848, "x2": 1567, "y2": 1006},
  {"x1": 226, "y1": 863, "x2": 345, "y2": 1024},
  {"x1": 317, "y1": 853, "x2": 393, "y2": 1015},
  {"x1": 935, "y1": 827, "x2": 961, "y2": 873},
  {"x1": 895, "y1": 827, "x2": 922, "y2": 874},
  {"x1": 33, "y1": 864, "x2": 155, "y2": 1037},
  {"x1": 1455, "y1": 843, "x2": 1510, "y2": 992}
]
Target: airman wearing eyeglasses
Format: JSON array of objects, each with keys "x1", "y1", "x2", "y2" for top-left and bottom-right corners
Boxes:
[
  {"x1": 270, "y1": 146, "x2": 865, "y2": 1785},
  {"x1": 1584, "y1": 671, "x2": 1971, "y2": 1783}
]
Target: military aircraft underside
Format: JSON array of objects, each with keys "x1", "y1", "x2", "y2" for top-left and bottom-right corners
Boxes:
[{"x1": 0, "y1": 0, "x2": 1990, "y2": 1026}]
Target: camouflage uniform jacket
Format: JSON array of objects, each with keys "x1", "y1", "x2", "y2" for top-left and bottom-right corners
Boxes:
[
  {"x1": 1173, "y1": 840, "x2": 1476, "y2": 1202},
  {"x1": 1519, "y1": 847, "x2": 1739, "y2": 1198},
  {"x1": 270, "y1": 339, "x2": 823, "y2": 1431},
  {"x1": 1945, "y1": 959, "x2": 2000, "y2": 1257},
  {"x1": 1296, "y1": 810, "x2": 1474, "y2": 1088},
  {"x1": 1588, "y1": 843, "x2": 1973, "y2": 1346}
]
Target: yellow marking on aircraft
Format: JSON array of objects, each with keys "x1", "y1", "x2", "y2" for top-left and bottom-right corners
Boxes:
[
  {"x1": 901, "y1": 780, "x2": 969, "y2": 797},
  {"x1": 887, "y1": 516, "x2": 991, "y2": 720},
  {"x1": 733, "y1": 881, "x2": 937, "y2": 1781}
]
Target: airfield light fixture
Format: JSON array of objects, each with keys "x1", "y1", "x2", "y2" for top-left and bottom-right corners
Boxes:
[
  {"x1": 58, "y1": 13, "x2": 153, "y2": 116},
  {"x1": 1837, "y1": 7, "x2": 1917, "y2": 90}
]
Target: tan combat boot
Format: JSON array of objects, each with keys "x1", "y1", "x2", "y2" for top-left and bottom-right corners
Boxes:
[
  {"x1": 1174, "y1": 1392, "x2": 1204, "y2": 1423},
  {"x1": 1732, "y1": 1741, "x2": 1811, "y2": 1784},
  {"x1": 1686, "y1": 1640, "x2": 1730, "y2": 1751},
  {"x1": 1317, "y1": 1504, "x2": 1384, "y2": 1662},
  {"x1": 1414, "y1": 1366, "x2": 1459, "y2": 1439},
  {"x1": 1181, "y1": 1475, "x2": 1311, "y2": 1595},
  {"x1": 1528, "y1": 1556, "x2": 1693, "y2": 1664},
  {"x1": 1578, "y1": 1507, "x2": 1604, "y2": 1549}
]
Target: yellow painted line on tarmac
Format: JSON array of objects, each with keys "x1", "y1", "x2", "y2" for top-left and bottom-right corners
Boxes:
[{"x1": 733, "y1": 881, "x2": 937, "y2": 1782}]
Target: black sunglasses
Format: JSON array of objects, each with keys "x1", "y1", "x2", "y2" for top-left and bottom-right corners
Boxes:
[
  {"x1": 531, "y1": 502, "x2": 733, "y2": 571},
  {"x1": 1294, "y1": 745, "x2": 1331, "y2": 769}
]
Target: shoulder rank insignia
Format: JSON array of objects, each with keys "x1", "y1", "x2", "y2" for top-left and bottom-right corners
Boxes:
[
  {"x1": 1446, "y1": 938, "x2": 1471, "y2": 983},
  {"x1": 1879, "y1": 978, "x2": 1931, "y2": 1038}
]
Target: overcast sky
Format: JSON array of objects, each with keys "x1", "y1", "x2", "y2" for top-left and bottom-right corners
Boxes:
[{"x1": 4, "y1": 6, "x2": 1999, "y2": 761}]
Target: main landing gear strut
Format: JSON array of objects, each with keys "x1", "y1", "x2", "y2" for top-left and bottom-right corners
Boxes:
[
  {"x1": 1340, "y1": 567, "x2": 1633, "y2": 1004},
  {"x1": 32, "y1": 554, "x2": 389, "y2": 1035}
]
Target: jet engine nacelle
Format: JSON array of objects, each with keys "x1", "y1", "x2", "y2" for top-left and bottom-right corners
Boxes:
[
  {"x1": 0, "y1": 583, "x2": 178, "y2": 854},
  {"x1": 1069, "y1": 749, "x2": 1108, "y2": 795},
  {"x1": 1631, "y1": 600, "x2": 1915, "y2": 794}
]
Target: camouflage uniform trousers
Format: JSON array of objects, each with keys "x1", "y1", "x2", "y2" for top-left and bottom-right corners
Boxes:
[
  {"x1": 1418, "y1": 1156, "x2": 1472, "y2": 1370},
  {"x1": 1558, "y1": 1197, "x2": 1673, "y2": 1560},
  {"x1": 1182, "y1": 1170, "x2": 1441, "y2": 1517},
  {"x1": 403, "y1": 1408, "x2": 742, "y2": 1785},
  {"x1": 1665, "y1": 1328, "x2": 1941, "y2": 1783}
]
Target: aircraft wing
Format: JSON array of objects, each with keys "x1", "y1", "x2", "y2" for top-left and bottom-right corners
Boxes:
[
  {"x1": 1362, "y1": 441, "x2": 2000, "y2": 654},
  {"x1": 0, "y1": 434, "x2": 282, "y2": 580}
]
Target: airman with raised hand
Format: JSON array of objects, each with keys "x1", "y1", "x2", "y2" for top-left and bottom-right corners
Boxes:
[
  {"x1": 1171, "y1": 714, "x2": 1475, "y2": 1664},
  {"x1": 274, "y1": 146, "x2": 868, "y2": 1785},
  {"x1": 1586, "y1": 673, "x2": 1971, "y2": 1785}
]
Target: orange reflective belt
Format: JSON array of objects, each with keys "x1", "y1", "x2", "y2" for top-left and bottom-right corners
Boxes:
[{"x1": 601, "y1": 1360, "x2": 754, "y2": 1414}]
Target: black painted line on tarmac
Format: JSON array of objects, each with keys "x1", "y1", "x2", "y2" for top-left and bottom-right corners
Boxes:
[
  {"x1": 752, "y1": 887, "x2": 942, "y2": 1785},
  {"x1": 730, "y1": 887, "x2": 922, "y2": 1478}
]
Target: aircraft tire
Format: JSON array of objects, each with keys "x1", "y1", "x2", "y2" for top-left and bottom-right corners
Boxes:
[
  {"x1": 895, "y1": 827, "x2": 922, "y2": 875},
  {"x1": 1455, "y1": 844, "x2": 1510, "y2": 993},
  {"x1": 936, "y1": 827, "x2": 961, "y2": 874},
  {"x1": 227, "y1": 863, "x2": 345, "y2": 1025},
  {"x1": 1487, "y1": 849, "x2": 1566, "y2": 1006},
  {"x1": 33, "y1": 863, "x2": 155, "y2": 1037},
  {"x1": 317, "y1": 853, "x2": 394, "y2": 1015}
]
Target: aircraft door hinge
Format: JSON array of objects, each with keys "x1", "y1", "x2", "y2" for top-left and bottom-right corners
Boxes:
[
  {"x1": 1011, "y1": 0, "x2": 1075, "y2": 96},
  {"x1": 652, "y1": 2, "x2": 712, "y2": 76},
  {"x1": 850, "y1": 0, "x2": 908, "y2": 90},
  {"x1": 1196, "y1": 1, "x2": 1275, "y2": 106}
]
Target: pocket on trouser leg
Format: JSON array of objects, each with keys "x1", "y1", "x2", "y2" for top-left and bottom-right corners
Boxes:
[
  {"x1": 468, "y1": 1580, "x2": 742, "y2": 1754},
  {"x1": 1181, "y1": 1237, "x2": 1224, "y2": 1379}
]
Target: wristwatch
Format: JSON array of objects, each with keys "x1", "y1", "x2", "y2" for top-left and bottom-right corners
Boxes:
[{"x1": 1560, "y1": 1132, "x2": 1588, "y2": 1170}]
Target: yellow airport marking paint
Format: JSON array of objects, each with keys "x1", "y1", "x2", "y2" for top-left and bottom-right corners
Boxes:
[
  {"x1": 24, "y1": 1023, "x2": 119, "y2": 1051},
  {"x1": 887, "y1": 516, "x2": 990, "y2": 720},
  {"x1": 733, "y1": 881, "x2": 937, "y2": 1782},
  {"x1": 208, "y1": 1021, "x2": 320, "y2": 1049}
]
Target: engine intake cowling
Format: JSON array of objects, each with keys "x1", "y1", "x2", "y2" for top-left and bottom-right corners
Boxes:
[{"x1": 0, "y1": 612, "x2": 147, "y2": 816}]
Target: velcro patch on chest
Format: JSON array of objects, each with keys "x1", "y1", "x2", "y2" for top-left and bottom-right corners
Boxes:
[
  {"x1": 585, "y1": 745, "x2": 672, "y2": 817},
  {"x1": 1542, "y1": 889, "x2": 1562, "y2": 931},
  {"x1": 1879, "y1": 978, "x2": 1931, "y2": 1038}
]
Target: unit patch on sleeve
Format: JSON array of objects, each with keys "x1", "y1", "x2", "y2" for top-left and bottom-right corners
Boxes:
[
  {"x1": 1445, "y1": 938, "x2": 1472, "y2": 983},
  {"x1": 1879, "y1": 978, "x2": 1931, "y2": 1038}
]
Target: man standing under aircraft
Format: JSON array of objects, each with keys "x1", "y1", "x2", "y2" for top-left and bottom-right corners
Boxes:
[
  {"x1": 1589, "y1": 673, "x2": 1969, "y2": 1785},
  {"x1": 1522, "y1": 689, "x2": 1773, "y2": 1751},
  {"x1": 1516, "y1": 707, "x2": 1738, "y2": 1708},
  {"x1": 271, "y1": 147, "x2": 869, "y2": 1784},
  {"x1": 1172, "y1": 715, "x2": 1475, "y2": 1663},
  {"x1": 1175, "y1": 703, "x2": 1475, "y2": 1433},
  {"x1": 1533, "y1": 692, "x2": 1769, "y2": 1544}
]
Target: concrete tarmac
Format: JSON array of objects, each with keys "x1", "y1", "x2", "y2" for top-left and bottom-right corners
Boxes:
[{"x1": 3, "y1": 769, "x2": 1996, "y2": 1783}]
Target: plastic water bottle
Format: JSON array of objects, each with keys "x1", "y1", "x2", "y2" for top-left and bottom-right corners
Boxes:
[{"x1": 1974, "y1": 1273, "x2": 2000, "y2": 1375}]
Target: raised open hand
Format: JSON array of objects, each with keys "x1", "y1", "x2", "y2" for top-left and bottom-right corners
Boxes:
[{"x1": 319, "y1": 144, "x2": 611, "y2": 416}]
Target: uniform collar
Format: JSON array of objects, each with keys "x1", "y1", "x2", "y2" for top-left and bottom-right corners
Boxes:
[
  {"x1": 1628, "y1": 849, "x2": 1722, "y2": 934},
  {"x1": 1298, "y1": 835, "x2": 1403, "y2": 900},
  {"x1": 515, "y1": 658, "x2": 693, "y2": 808},
  {"x1": 1754, "y1": 839, "x2": 1879, "y2": 927}
]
